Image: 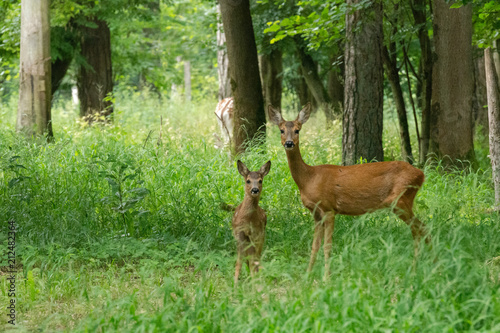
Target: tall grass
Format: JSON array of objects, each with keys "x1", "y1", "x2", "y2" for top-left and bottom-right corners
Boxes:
[{"x1": 0, "y1": 90, "x2": 499, "y2": 332}]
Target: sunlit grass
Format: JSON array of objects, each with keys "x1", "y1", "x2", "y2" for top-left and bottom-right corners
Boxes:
[{"x1": 0, "y1": 90, "x2": 499, "y2": 332}]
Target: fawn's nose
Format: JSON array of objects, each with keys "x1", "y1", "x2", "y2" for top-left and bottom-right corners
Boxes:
[
  {"x1": 251, "y1": 188, "x2": 260, "y2": 194},
  {"x1": 284, "y1": 141, "x2": 294, "y2": 148}
]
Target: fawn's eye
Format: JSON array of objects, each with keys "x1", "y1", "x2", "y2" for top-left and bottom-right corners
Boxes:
[
  {"x1": 295, "y1": 129, "x2": 300, "y2": 134},
  {"x1": 259, "y1": 180, "x2": 262, "y2": 184},
  {"x1": 280, "y1": 129, "x2": 284, "y2": 134},
  {"x1": 246, "y1": 180, "x2": 250, "y2": 184}
]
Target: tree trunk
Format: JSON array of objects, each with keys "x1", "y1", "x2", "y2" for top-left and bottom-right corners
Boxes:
[
  {"x1": 17, "y1": 0, "x2": 52, "y2": 138},
  {"x1": 473, "y1": 49, "x2": 489, "y2": 138},
  {"x1": 327, "y1": 54, "x2": 344, "y2": 116},
  {"x1": 342, "y1": 0, "x2": 384, "y2": 165},
  {"x1": 485, "y1": 47, "x2": 500, "y2": 210},
  {"x1": 217, "y1": 4, "x2": 231, "y2": 100},
  {"x1": 411, "y1": 0, "x2": 433, "y2": 165},
  {"x1": 493, "y1": 39, "x2": 500, "y2": 82},
  {"x1": 77, "y1": 18, "x2": 113, "y2": 121},
  {"x1": 219, "y1": 0, "x2": 266, "y2": 154},
  {"x1": 429, "y1": 0, "x2": 476, "y2": 167},
  {"x1": 260, "y1": 48, "x2": 283, "y2": 109},
  {"x1": 184, "y1": 60, "x2": 191, "y2": 102},
  {"x1": 382, "y1": 46, "x2": 414, "y2": 163},
  {"x1": 296, "y1": 40, "x2": 334, "y2": 123}
]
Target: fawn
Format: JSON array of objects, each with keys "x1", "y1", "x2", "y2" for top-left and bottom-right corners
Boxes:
[
  {"x1": 229, "y1": 160, "x2": 271, "y2": 284},
  {"x1": 268, "y1": 103, "x2": 430, "y2": 279}
]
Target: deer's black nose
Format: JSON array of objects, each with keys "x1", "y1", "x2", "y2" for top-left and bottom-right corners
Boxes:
[
  {"x1": 284, "y1": 141, "x2": 294, "y2": 148},
  {"x1": 251, "y1": 188, "x2": 259, "y2": 194}
]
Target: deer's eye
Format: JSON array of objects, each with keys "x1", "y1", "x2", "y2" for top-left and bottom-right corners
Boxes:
[
  {"x1": 259, "y1": 180, "x2": 262, "y2": 184},
  {"x1": 280, "y1": 129, "x2": 284, "y2": 134},
  {"x1": 295, "y1": 130, "x2": 300, "y2": 134},
  {"x1": 246, "y1": 180, "x2": 250, "y2": 184}
]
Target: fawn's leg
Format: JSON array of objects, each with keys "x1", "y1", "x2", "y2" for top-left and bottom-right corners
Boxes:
[{"x1": 234, "y1": 251, "x2": 242, "y2": 284}]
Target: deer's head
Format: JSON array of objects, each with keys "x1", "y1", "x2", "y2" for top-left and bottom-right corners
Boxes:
[
  {"x1": 237, "y1": 160, "x2": 271, "y2": 198},
  {"x1": 268, "y1": 103, "x2": 311, "y2": 150}
]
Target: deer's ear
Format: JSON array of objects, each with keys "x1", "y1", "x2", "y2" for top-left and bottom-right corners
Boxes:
[
  {"x1": 268, "y1": 105, "x2": 283, "y2": 125},
  {"x1": 237, "y1": 160, "x2": 249, "y2": 177},
  {"x1": 296, "y1": 103, "x2": 312, "y2": 124},
  {"x1": 259, "y1": 160, "x2": 271, "y2": 177}
]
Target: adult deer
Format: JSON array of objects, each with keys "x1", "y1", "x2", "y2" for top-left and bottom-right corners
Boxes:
[
  {"x1": 214, "y1": 97, "x2": 234, "y2": 148},
  {"x1": 230, "y1": 160, "x2": 271, "y2": 284},
  {"x1": 268, "y1": 104, "x2": 430, "y2": 279}
]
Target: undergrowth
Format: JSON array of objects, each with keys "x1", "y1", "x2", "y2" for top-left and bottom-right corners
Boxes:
[{"x1": 0, "y1": 91, "x2": 499, "y2": 332}]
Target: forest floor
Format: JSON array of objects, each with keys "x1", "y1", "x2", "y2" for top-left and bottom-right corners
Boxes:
[{"x1": 1, "y1": 92, "x2": 500, "y2": 332}]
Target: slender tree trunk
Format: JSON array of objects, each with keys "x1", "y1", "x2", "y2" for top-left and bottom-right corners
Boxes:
[
  {"x1": 184, "y1": 61, "x2": 191, "y2": 102},
  {"x1": 259, "y1": 48, "x2": 283, "y2": 109},
  {"x1": 77, "y1": 18, "x2": 113, "y2": 121},
  {"x1": 383, "y1": 46, "x2": 413, "y2": 163},
  {"x1": 473, "y1": 49, "x2": 489, "y2": 138},
  {"x1": 219, "y1": 0, "x2": 266, "y2": 154},
  {"x1": 429, "y1": 0, "x2": 476, "y2": 167},
  {"x1": 327, "y1": 54, "x2": 344, "y2": 116},
  {"x1": 343, "y1": 0, "x2": 384, "y2": 165},
  {"x1": 411, "y1": 0, "x2": 433, "y2": 165},
  {"x1": 485, "y1": 47, "x2": 500, "y2": 210},
  {"x1": 17, "y1": 0, "x2": 52, "y2": 138},
  {"x1": 296, "y1": 40, "x2": 334, "y2": 123},
  {"x1": 217, "y1": 4, "x2": 231, "y2": 100},
  {"x1": 493, "y1": 39, "x2": 500, "y2": 82}
]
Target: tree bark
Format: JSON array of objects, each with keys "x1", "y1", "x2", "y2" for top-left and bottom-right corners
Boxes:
[
  {"x1": 410, "y1": 0, "x2": 433, "y2": 165},
  {"x1": 216, "y1": 4, "x2": 231, "y2": 100},
  {"x1": 77, "y1": 18, "x2": 113, "y2": 121},
  {"x1": 296, "y1": 40, "x2": 334, "y2": 123},
  {"x1": 327, "y1": 54, "x2": 344, "y2": 116},
  {"x1": 259, "y1": 48, "x2": 283, "y2": 110},
  {"x1": 485, "y1": 47, "x2": 500, "y2": 210},
  {"x1": 429, "y1": 0, "x2": 476, "y2": 167},
  {"x1": 219, "y1": 0, "x2": 266, "y2": 154},
  {"x1": 17, "y1": 0, "x2": 52, "y2": 138},
  {"x1": 473, "y1": 49, "x2": 489, "y2": 138},
  {"x1": 382, "y1": 46, "x2": 414, "y2": 163},
  {"x1": 343, "y1": 0, "x2": 384, "y2": 165}
]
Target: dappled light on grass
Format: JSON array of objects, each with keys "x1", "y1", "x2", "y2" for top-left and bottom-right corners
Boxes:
[{"x1": 0, "y1": 94, "x2": 499, "y2": 331}]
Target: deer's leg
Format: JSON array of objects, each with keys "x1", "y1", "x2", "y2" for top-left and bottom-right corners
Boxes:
[
  {"x1": 323, "y1": 212, "x2": 336, "y2": 281},
  {"x1": 394, "y1": 200, "x2": 430, "y2": 258},
  {"x1": 234, "y1": 251, "x2": 242, "y2": 284},
  {"x1": 308, "y1": 208, "x2": 325, "y2": 273}
]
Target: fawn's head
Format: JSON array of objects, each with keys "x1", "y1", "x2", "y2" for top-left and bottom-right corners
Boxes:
[
  {"x1": 268, "y1": 103, "x2": 311, "y2": 150},
  {"x1": 237, "y1": 160, "x2": 271, "y2": 198}
]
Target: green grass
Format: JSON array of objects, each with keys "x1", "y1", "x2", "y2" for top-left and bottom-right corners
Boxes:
[{"x1": 1, "y1": 91, "x2": 500, "y2": 332}]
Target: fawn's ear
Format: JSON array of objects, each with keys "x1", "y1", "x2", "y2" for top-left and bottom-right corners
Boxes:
[
  {"x1": 237, "y1": 160, "x2": 249, "y2": 177},
  {"x1": 296, "y1": 103, "x2": 312, "y2": 124},
  {"x1": 268, "y1": 105, "x2": 283, "y2": 125},
  {"x1": 259, "y1": 160, "x2": 271, "y2": 177}
]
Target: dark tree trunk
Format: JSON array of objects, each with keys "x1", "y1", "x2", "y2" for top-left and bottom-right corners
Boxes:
[
  {"x1": 17, "y1": 0, "x2": 52, "y2": 138},
  {"x1": 485, "y1": 47, "x2": 500, "y2": 210},
  {"x1": 292, "y1": 66, "x2": 311, "y2": 110},
  {"x1": 219, "y1": 0, "x2": 266, "y2": 154},
  {"x1": 411, "y1": 0, "x2": 433, "y2": 165},
  {"x1": 50, "y1": 25, "x2": 77, "y2": 96},
  {"x1": 327, "y1": 54, "x2": 344, "y2": 116},
  {"x1": 260, "y1": 48, "x2": 283, "y2": 110},
  {"x1": 473, "y1": 49, "x2": 489, "y2": 138},
  {"x1": 383, "y1": 46, "x2": 414, "y2": 163},
  {"x1": 429, "y1": 0, "x2": 476, "y2": 167},
  {"x1": 296, "y1": 40, "x2": 334, "y2": 123},
  {"x1": 77, "y1": 18, "x2": 113, "y2": 121},
  {"x1": 342, "y1": 0, "x2": 384, "y2": 165}
]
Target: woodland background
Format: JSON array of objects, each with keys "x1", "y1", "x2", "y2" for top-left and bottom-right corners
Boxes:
[{"x1": 1, "y1": 0, "x2": 500, "y2": 331}]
